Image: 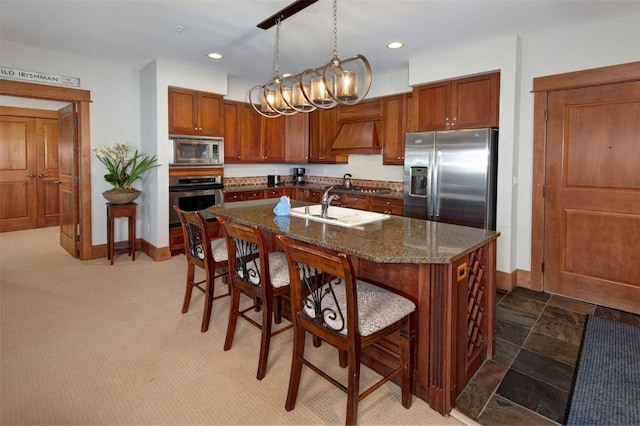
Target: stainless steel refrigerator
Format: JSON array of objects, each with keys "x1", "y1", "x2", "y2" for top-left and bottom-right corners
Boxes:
[{"x1": 403, "y1": 128, "x2": 498, "y2": 230}]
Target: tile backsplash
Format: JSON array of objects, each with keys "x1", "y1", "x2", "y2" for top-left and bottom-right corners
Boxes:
[{"x1": 223, "y1": 176, "x2": 403, "y2": 192}]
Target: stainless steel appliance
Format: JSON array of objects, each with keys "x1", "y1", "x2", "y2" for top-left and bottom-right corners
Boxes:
[
  {"x1": 169, "y1": 136, "x2": 224, "y2": 167},
  {"x1": 403, "y1": 128, "x2": 498, "y2": 230},
  {"x1": 169, "y1": 176, "x2": 223, "y2": 226},
  {"x1": 291, "y1": 167, "x2": 306, "y2": 185},
  {"x1": 267, "y1": 175, "x2": 281, "y2": 186}
]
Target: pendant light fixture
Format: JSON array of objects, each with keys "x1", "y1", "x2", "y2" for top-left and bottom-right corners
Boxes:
[
  {"x1": 250, "y1": 17, "x2": 297, "y2": 118},
  {"x1": 300, "y1": 0, "x2": 371, "y2": 108},
  {"x1": 252, "y1": 0, "x2": 371, "y2": 118}
]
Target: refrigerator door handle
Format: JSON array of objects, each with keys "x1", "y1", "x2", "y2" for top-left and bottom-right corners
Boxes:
[{"x1": 432, "y1": 150, "x2": 441, "y2": 220}]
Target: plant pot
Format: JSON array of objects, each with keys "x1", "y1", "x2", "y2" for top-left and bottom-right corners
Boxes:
[{"x1": 103, "y1": 188, "x2": 141, "y2": 204}]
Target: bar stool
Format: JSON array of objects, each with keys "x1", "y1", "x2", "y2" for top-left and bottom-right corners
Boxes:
[
  {"x1": 106, "y1": 202, "x2": 136, "y2": 265},
  {"x1": 277, "y1": 235, "x2": 416, "y2": 425},
  {"x1": 173, "y1": 206, "x2": 230, "y2": 333},
  {"x1": 217, "y1": 216, "x2": 292, "y2": 380}
]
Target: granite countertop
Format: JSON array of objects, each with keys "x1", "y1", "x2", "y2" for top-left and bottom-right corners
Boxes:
[
  {"x1": 206, "y1": 198, "x2": 499, "y2": 264},
  {"x1": 223, "y1": 183, "x2": 404, "y2": 200}
]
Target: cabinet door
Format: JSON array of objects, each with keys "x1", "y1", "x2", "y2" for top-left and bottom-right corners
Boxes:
[
  {"x1": 309, "y1": 108, "x2": 346, "y2": 163},
  {"x1": 261, "y1": 116, "x2": 286, "y2": 162},
  {"x1": 238, "y1": 103, "x2": 262, "y2": 162},
  {"x1": 285, "y1": 113, "x2": 309, "y2": 162},
  {"x1": 382, "y1": 94, "x2": 406, "y2": 165},
  {"x1": 223, "y1": 101, "x2": 241, "y2": 162},
  {"x1": 452, "y1": 72, "x2": 499, "y2": 129},
  {"x1": 413, "y1": 81, "x2": 451, "y2": 131},
  {"x1": 197, "y1": 92, "x2": 223, "y2": 136},
  {"x1": 168, "y1": 87, "x2": 198, "y2": 135}
]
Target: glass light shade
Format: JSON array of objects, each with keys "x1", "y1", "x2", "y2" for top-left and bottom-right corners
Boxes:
[
  {"x1": 292, "y1": 82, "x2": 314, "y2": 111},
  {"x1": 278, "y1": 87, "x2": 292, "y2": 111},
  {"x1": 334, "y1": 70, "x2": 358, "y2": 101},
  {"x1": 262, "y1": 89, "x2": 277, "y2": 113},
  {"x1": 310, "y1": 76, "x2": 333, "y2": 105}
]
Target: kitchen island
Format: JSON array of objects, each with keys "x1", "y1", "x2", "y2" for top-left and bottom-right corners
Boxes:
[{"x1": 207, "y1": 199, "x2": 500, "y2": 415}]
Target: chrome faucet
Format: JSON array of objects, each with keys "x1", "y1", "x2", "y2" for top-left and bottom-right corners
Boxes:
[{"x1": 320, "y1": 186, "x2": 339, "y2": 218}]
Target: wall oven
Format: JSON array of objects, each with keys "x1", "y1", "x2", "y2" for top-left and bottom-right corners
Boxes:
[{"x1": 169, "y1": 176, "x2": 223, "y2": 227}]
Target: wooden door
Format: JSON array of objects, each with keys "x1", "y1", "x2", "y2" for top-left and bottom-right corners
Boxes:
[
  {"x1": 382, "y1": 94, "x2": 406, "y2": 165},
  {"x1": 37, "y1": 118, "x2": 60, "y2": 227},
  {"x1": 543, "y1": 79, "x2": 640, "y2": 314},
  {"x1": 0, "y1": 115, "x2": 37, "y2": 231},
  {"x1": 58, "y1": 104, "x2": 79, "y2": 258}
]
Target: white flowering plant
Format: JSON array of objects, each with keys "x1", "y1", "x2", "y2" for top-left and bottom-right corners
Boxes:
[{"x1": 92, "y1": 143, "x2": 159, "y2": 190}]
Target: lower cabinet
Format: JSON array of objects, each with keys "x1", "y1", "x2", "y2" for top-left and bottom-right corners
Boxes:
[{"x1": 369, "y1": 196, "x2": 403, "y2": 215}]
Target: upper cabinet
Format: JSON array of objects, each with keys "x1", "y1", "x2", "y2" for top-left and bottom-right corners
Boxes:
[
  {"x1": 285, "y1": 113, "x2": 310, "y2": 163},
  {"x1": 309, "y1": 107, "x2": 347, "y2": 164},
  {"x1": 169, "y1": 86, "x2": 224, "y2": 136},
  {"x1": 381, "y1": 93, "x2": 410, "y2": 165},
  {"x1": 413, "y1": 72, "x2": 499, "y2": 131}
]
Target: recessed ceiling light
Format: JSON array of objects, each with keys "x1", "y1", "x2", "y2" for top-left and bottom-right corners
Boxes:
[
  {"x1": 387, "y1": 42, "x2": 404, "y2": 49},
  {"x1": 207, "y1": 52, "x2": 223, "y2": 59}
]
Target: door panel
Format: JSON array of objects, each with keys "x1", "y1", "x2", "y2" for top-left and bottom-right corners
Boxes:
[
  {"x1": 58, "y1": 104, "x2": 79, "y2": 257},
  {"x1": 544, "y1": 80, "x2": 640, "y2": 314},
  {"x1": 0, "y1": 116, "x2": 37, "y2": 231},
  {"x1": 37, "y1": 118, "x2": 60, "y2": 227}
]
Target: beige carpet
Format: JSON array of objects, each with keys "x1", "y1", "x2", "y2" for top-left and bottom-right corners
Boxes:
[{"x1": 0, "y1": 226, "x2": 462, "y2": 425}]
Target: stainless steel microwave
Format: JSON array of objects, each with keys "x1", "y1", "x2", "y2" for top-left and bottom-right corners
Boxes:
[{"x1": 169, "y1": 136, "x2": 224, "y2": 167}]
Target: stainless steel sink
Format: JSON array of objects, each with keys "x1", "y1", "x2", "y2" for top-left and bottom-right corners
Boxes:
[{"x1": 289, "y1": 205, "x2": 390, "y2": 228}]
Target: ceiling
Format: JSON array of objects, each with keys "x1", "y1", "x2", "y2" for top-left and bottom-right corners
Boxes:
[{"x1": 1, "y1": 0, "x2": 638, "y2": 85}]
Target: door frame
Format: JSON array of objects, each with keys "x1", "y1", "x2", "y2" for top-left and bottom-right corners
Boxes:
[
  {"x1": 0, "y1": 79, "x2": 93, "y2": 260},
  {"x1": 530, "y1": 61, "x2": 640, "y2": 291}
]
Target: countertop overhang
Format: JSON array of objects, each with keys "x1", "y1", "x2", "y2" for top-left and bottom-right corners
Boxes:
[{"x1": 207, "y1": 198, "x2": 499, "y2": 264}]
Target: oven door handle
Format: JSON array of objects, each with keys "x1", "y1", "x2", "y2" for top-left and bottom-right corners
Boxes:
[{"x1": 169, "y1": 184, "x2": 223, "y2": 192}]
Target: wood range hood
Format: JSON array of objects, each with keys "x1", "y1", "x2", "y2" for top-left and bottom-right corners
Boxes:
[{"x1": 330, "y1": 121, "x2": 382, "y2": 155}]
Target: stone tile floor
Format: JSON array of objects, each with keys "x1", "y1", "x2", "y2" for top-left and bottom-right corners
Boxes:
[{"x1": 455, "y1": 287, "x2": 640, "y2": 425}]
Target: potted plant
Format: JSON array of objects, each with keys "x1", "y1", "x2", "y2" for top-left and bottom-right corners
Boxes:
[{"x1": 92, "y1": 143, "x2": 160, "y2": 204}]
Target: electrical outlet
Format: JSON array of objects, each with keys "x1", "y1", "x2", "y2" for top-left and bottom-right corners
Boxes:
[
  {"x1": 323, "y1": 168, "x2": 327, "y2": 176},
  {"x1": 147, "y1": 223, "x2": 150, "y2": 234},
  {"x1": 274, "y1": 168, "x2": 279, "y2": 174}
]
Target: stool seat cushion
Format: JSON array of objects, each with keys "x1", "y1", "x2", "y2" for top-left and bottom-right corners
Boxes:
[
  {"x1": 304, "y1": 279, "x2": 416, "y2": 336},
  {"x1": 194, "y1": 237, "x2": 227, "y2": 262},
  {"x1": 235, "y1": 252, "x2": 289, "y2": 288}
]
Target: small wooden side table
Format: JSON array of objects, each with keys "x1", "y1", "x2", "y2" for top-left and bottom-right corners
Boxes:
[{"x1": 106, "y1": 202, "x2": 136, "y2": 265}]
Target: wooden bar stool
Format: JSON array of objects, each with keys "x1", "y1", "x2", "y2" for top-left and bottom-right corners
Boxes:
[
  {"x1": 106, "y1": 202, "x2": 136, "y2": 265},
  {"x1": 278, "y1": 235, "x2": 416, "y2": 425}
]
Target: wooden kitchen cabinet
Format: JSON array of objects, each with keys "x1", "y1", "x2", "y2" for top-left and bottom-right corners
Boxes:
[
  {"x1": 333, "y1": 193, "x2": 369, "y2": 210},
  {"x1": 308, "y1": 108, "x2": 347, "y2": 164},
  {"x1": 284, "y1": 113, "x2": 309, "y2": 163},
  {"x1": 223, "y1": 189, "x2": 264, "y2": 203},
  {"x1": 168, "y1": 86, "x2": 224, "y2": 136},
  {"x1": 369, "y1": 196, "x2": 403, "y2": 215},
  {"x1": 259, "y1": 116, "x2": 286, "y2": 162},
  {"x1": 413, "y1": 72, "x2": 499, "y2": 131},
  {"x1": 381, "y1": 93, "x2": 409, "y2": 165},
  {"x1": 223, "y1": 100, "x2": 241, "y2": 162}
]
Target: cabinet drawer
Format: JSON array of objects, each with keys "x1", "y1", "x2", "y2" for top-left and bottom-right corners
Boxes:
[
  {"x1": 370, "y1": 197, "x2": 403, "y2": 215},
  {"x1": 306, "y1": 189, "x2": 324, "y2": 203},
  {"x1": 264, "y1": 188, "x2": 286, "y2": 199},
  {"x1": 244, "y1": 190, "x2": 264, "y2": 200},
  {"x1": 334, "y1": 193, "x2": 369, "y2": 210},
  {"x1": 224, "y1": 192, "x2": 245, "y2": 203}
]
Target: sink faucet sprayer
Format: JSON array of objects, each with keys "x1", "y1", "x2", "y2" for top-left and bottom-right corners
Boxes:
[{"x1": 320, "y1": 186, "x2": 339, "y2": 218}]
